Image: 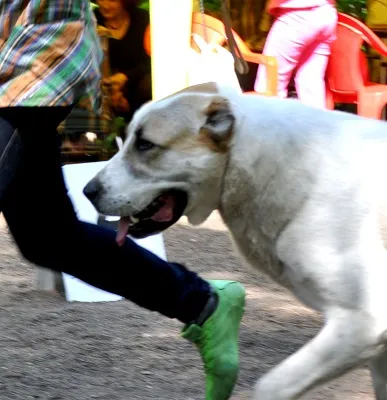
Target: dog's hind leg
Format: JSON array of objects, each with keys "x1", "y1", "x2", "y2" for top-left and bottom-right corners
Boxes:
[
  {"x1": 253, "y1": 309, "x2": 384, "y2": 400},
  {"x1": 370, "y1": 352, "x2": 387, "y2": 400}
]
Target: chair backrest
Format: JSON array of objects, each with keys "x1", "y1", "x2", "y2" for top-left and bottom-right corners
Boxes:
[
  {"x1": 146, "y1": 12, "x2": 257, "y2": 61},
  {"x1": 326, "y1": 18, "x2": 367, "y2": 93},
  {"x1": 144, "y1": 14, "x2": 227, "y2": 56},
  {"x1": 191, "y1": 12, "x2": 277, "y2": 95},
  {"x1": 192, "y1": 13, "x2": 256, "y2": 60},
  {"x1": 191, "y1": 12, "x2": 227, "y2": 46},
  {"x1": 326, "y1": 13, "x2": 387, "y2": 94},
  {"x1": 337, "y1": 13, "x2": 387, "y2": 56}
]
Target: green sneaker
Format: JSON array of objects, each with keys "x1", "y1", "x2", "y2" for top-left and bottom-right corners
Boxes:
[{"x1": 181, "y1": 280, "x2": 246, "y2": 400}]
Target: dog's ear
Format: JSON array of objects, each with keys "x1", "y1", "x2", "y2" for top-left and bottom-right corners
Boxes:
[{"x1": 200, "y1": 96, "x2": 235, "y2": 153}]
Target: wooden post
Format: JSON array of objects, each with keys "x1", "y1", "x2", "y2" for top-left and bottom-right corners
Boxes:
[
  {"x1": 149, "y1": 0, "x2": 193, "y2": 100},
  {"x1": 36, "y1": 268, "x2": 64, "y2": 294}
]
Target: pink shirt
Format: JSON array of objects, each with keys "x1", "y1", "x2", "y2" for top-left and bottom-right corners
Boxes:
[{"x1": 267, "y1": 0, "x2": 335, "y2": 15}]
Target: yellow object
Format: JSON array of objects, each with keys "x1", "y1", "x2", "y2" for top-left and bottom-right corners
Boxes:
[
  {"x1": 367, "y1": 0, "x2": 387, "y2": 28},
  {"x1": 149, "y1": 0, "x2": 193, "y2": 100},
  {"x1": 193, "y1": 0, "x2": 200, "y2": 12}
]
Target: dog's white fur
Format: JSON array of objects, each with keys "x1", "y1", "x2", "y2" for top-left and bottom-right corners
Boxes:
[{"x1": 88, "y1": 83, "x2": 387, "y2": 399}]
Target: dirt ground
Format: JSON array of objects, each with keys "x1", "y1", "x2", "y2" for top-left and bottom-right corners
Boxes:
[{"x1": 0, "y1": 212, "x2": 376, "y2": 399}]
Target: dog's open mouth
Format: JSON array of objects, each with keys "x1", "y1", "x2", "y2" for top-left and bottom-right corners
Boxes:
[{"x1": 116, "y1": 190, "x2": 188, "y2": 244}]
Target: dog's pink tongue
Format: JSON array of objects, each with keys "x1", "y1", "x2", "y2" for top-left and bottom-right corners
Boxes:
[
  {"x1": 116, "y1": 218, "x2": 131, "y2": 247},
  {"x1": 151, "y1": 195, "x2": 175, "y2": 222}
]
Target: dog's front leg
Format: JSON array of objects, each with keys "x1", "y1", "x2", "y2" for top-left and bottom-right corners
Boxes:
[
  {"x1": 370, "y1": 352, "x2": 387, "y2": 400},
  {"x1": 253, "y1": 309, "x2": 383, "y2": 400}
]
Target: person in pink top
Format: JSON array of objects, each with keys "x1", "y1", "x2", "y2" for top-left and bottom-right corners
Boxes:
[{"x1": 254, "y1": 0, "x2": 337, "y2": 108}]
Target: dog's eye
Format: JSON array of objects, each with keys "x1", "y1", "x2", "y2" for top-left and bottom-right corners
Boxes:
[{"x1": 135, "y1": 137, "x2": 155, "y2": 152}]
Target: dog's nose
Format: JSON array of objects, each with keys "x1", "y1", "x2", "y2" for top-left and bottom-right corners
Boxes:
[{"x1": 83, "y1": 178, "x2": 101, "y2": 202}]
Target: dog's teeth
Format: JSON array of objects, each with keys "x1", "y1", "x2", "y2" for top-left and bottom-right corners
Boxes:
[{"x1": 130, "y1": 216, "x2": 139, "y2": 224}]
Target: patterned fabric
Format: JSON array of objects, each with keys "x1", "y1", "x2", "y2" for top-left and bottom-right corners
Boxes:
[
  {"x1": 0, "y1": 0, "x2": 103, "y2": 113},
  {"x1": 58, "y1": 33, "x2": 114, "y2": 135}
]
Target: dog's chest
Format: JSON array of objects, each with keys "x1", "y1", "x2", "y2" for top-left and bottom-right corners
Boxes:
[
  {"x1": 220, "y1": 212, "x2": 287, "y2": 285},
  {"x1": 219, "y1": 177, "x2": 296, "y2": 286}
]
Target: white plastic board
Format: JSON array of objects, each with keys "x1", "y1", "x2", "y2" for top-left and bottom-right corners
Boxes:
[{"x1": 58, "y1": 161, "x2": 167, "y2": 302}]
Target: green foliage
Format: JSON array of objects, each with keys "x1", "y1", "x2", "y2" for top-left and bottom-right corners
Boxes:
[
  {"x1": 336, "y1": 0, "x2": 368, "y2": 20},
  {"x1": 95, "y1": 117, "x2": 126, "y2": 153},
  {"x1": 202, "y1": 0, "x2": 221, "y2": 11},
  {"x1": 221, "y1": 0, "x2": 368, "y2": 21},
  {"x1": 138, "y1": 0, "x2": 150, "y2": 11},
  {"x1": 138, "y1": 0, "x2": 221, "y2": 12}
]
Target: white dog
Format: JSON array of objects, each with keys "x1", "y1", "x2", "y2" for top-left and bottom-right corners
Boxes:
[{"x1": 84, "y1": 82, "x2": 387, "y2": 399}]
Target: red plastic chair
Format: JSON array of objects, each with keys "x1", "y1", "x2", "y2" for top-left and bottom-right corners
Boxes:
[{"x1": 326, "y1": 12, "x2": 387, "y2": 119}]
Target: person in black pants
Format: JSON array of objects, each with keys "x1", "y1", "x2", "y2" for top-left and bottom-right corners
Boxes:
[{"x1": 0, "y1": 2, "x2": 245, "y2": 399}]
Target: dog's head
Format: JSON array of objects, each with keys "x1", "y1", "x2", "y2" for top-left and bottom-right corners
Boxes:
[{"x1": 84, "y1": 83, "x2": 237, "y2": 241}]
